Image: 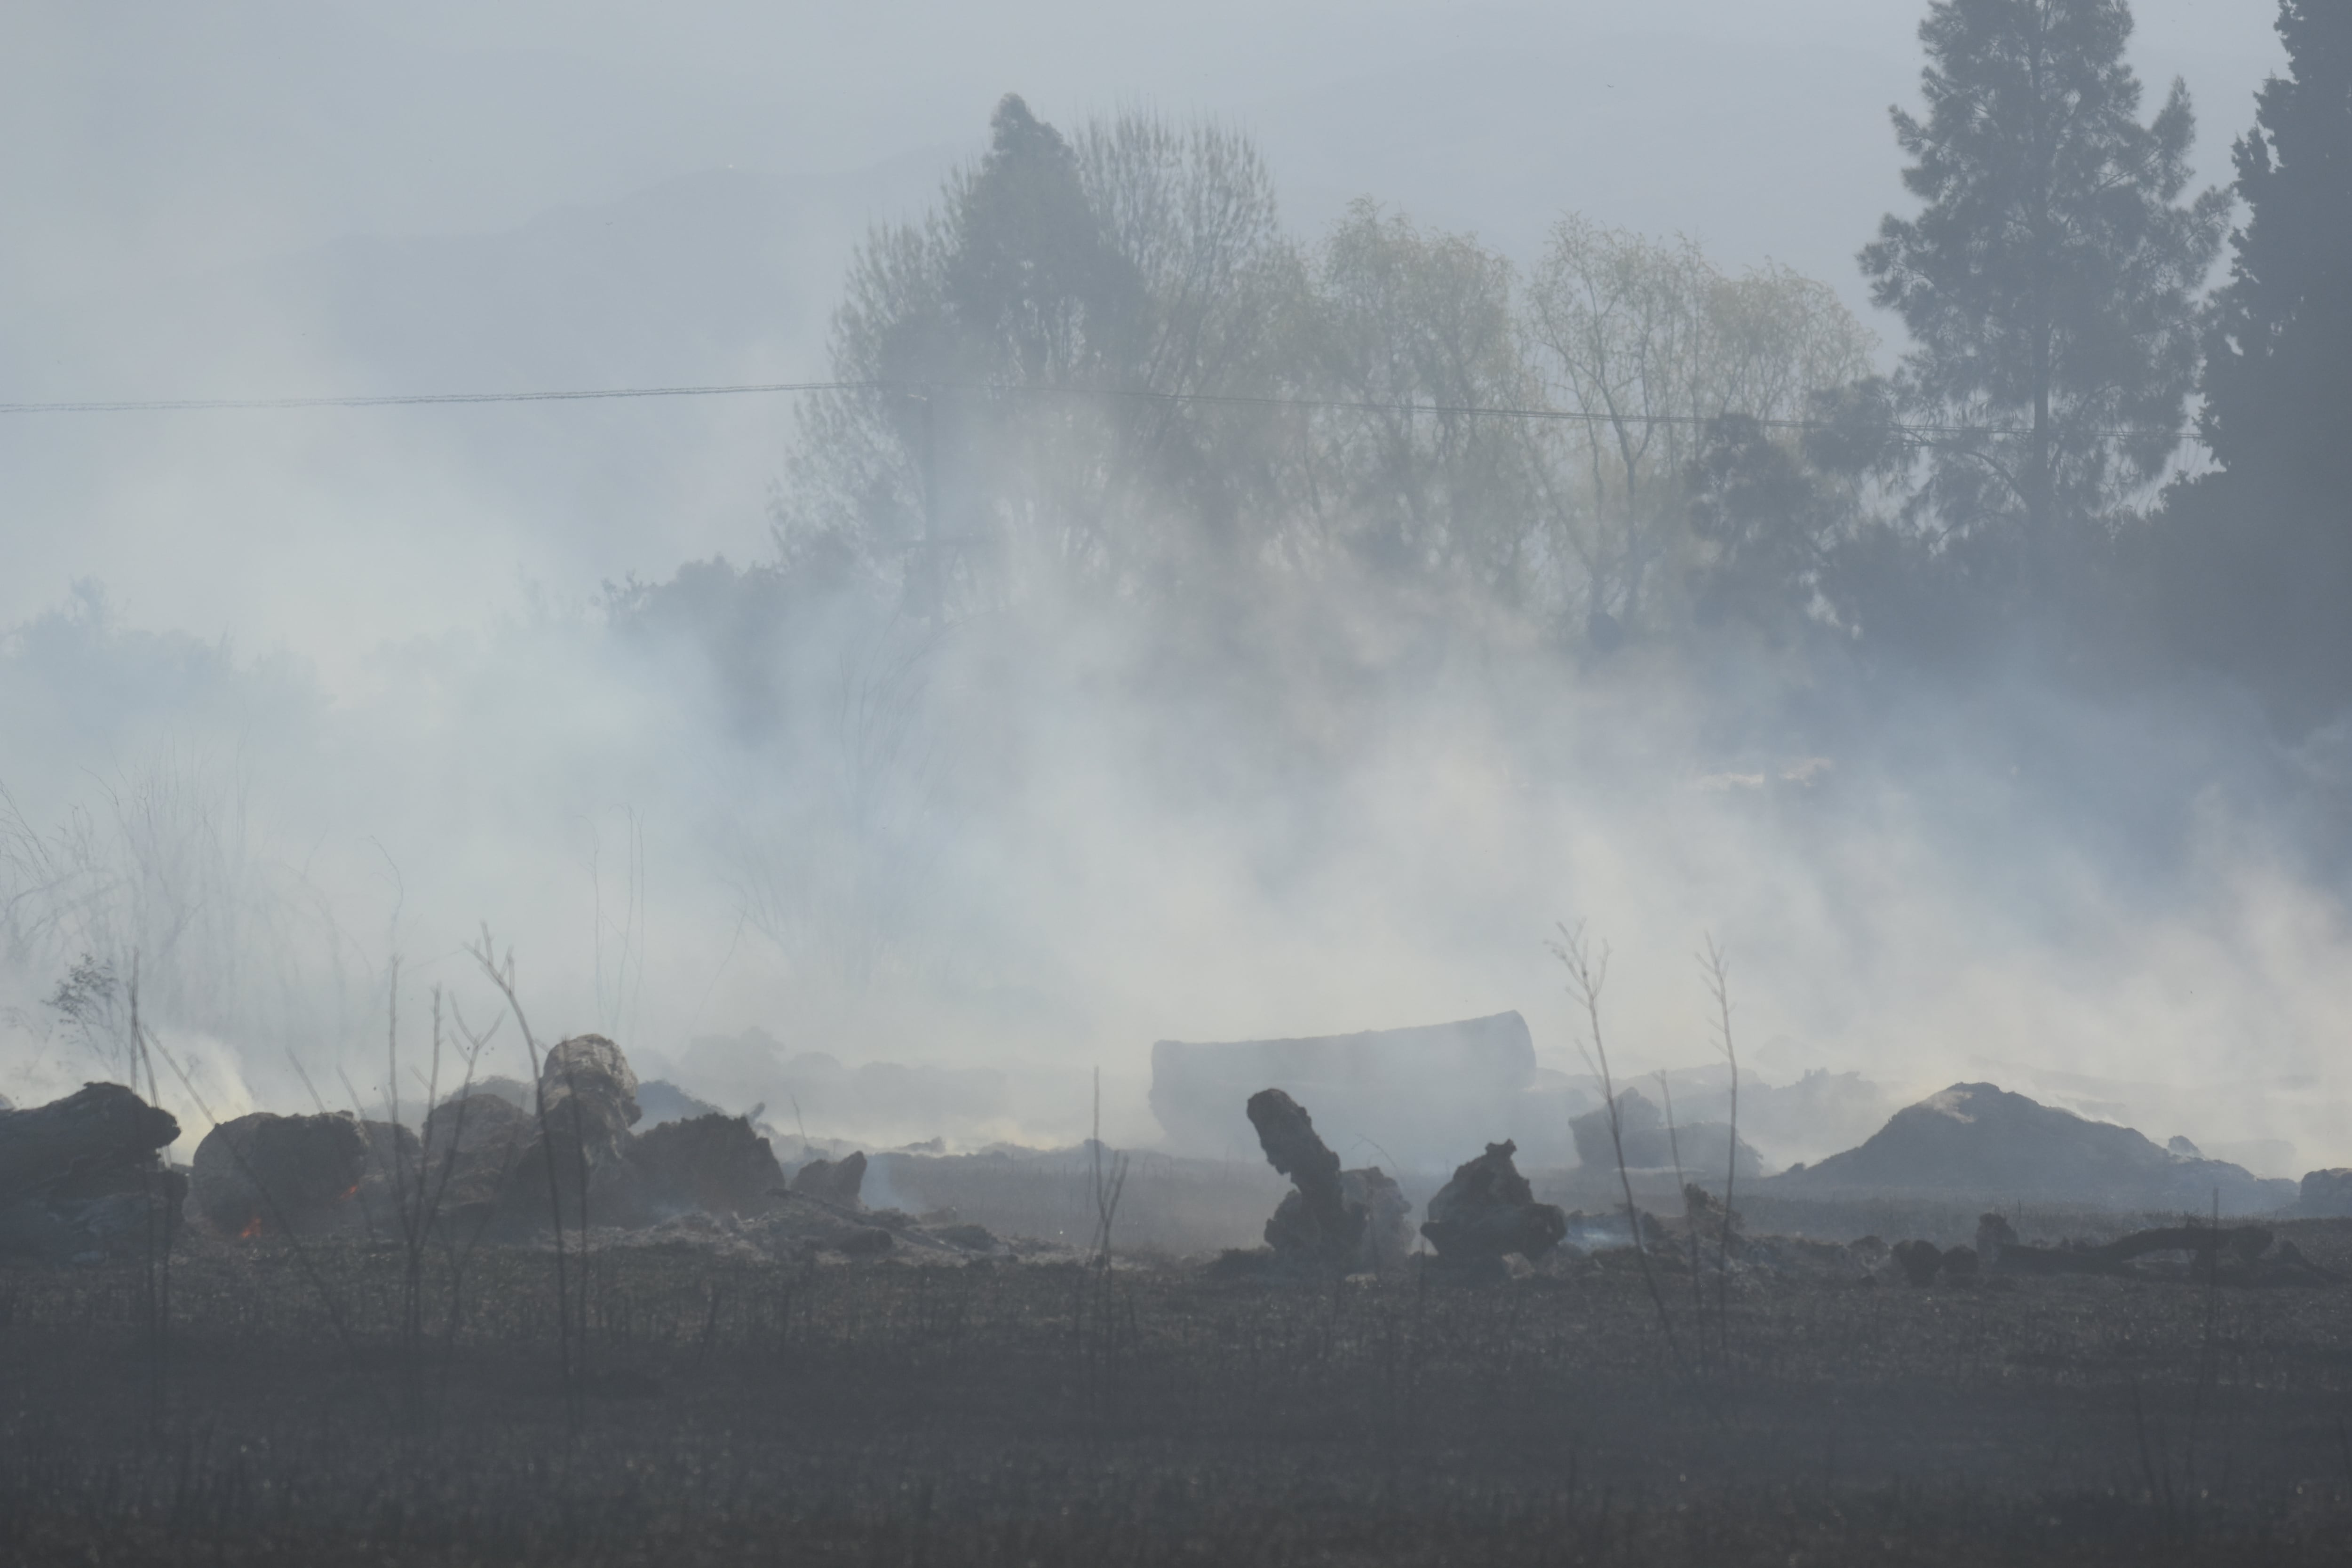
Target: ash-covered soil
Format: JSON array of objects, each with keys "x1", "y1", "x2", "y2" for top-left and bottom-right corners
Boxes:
[{"x1": 5, "y1": 1218, "x2": 2352, "y2": 1566}]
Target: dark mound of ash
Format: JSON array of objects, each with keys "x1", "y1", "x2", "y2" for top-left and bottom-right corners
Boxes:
[
  {"x1": 1569, "y1": 1089, "x2": 1762, "y2": 1180},
  {"x1": 0, "y1": 1083, "x2": 183, "y2": 1262},
  {"x1": 1880, "y1": 1240, "x2": 1980, "y2": 1286},
  {"x1": 193, "y1": 1112, "x2": 371, "y2": 1237},
  {"x1": 637, "y1": 1078, "x2": 725, "y2": 1127},
  {"x1": 423, "y1": 1090, "x2": 533, "y2": 1170},
  {"x1": 638, "y1": 1113, "x2": 786, "y2": 1217},
  {"x1": 461, "y1": 1075, "x2": 534, "y2": 1109},
  {"x1": 1240, "y1": 1088, "x2": 1412, "y2": 1274},
  {"x1": 791, "y1": 1150, "x2": 867, "y2": 1206},
  {"x1": 1763, "y1": 1082, "x2": 2294, "y2": 1214},
  {"x1": 423, "y1": 1091, "x2": 529, "y2": 1170},
  {"x1": 1890, "y1": 1238, "x2": 1949, "y2": 1285},
  {"x1": 343, "y1": 1118, "x2": 423, "y2": 1232},
  {"x1": 1421, "y1": 1140, "x2": 1566, "y2": 1263},
  {"x1": 2296, "y1": 1168, "x2": 2352, "y2": 1217},
  {"x1": 415, "y1": 1091, "x2": 533, "y2": 1232}
]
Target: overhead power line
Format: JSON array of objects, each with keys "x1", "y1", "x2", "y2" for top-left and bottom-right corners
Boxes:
[
  {"x1": 0, "y1": 380, "x2": 863, "y2": 414},
  {"x1": 0, "y1": 376, "x2": 2099, "y2": 441}
]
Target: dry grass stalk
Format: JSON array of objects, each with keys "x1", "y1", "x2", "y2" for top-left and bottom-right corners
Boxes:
[
  {"x1": 1700, "y1": 935, "x2": 1738, "y2": 1369},
  {"x1": 1549, "y1": 922, "x2": 1683, "y2": 1376},
  {"x1": 467, "y1": 926, "x2": 582, "y2": 1429}
]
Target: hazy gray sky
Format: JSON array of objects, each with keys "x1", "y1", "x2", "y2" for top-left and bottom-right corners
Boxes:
[
  {"x1": 8, "y1": 3, "x2": 2278, "y2": 285},
  {"x1": 0, "y1": 1, "x2": 2283, "y2": 674},
  {"x1": 7, "y1": 4, "x2": 2345, "y2": 1172}
]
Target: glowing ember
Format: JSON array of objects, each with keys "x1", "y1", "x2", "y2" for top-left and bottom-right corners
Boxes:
[{"x1": 237, "y1": 1215, "x2": 262, "y2": 1240}]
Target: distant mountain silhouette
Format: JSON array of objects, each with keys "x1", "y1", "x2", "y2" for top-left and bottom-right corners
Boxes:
[{"x1": 1764, "y1": 1082, "x2": 2293, "y2": 1215}]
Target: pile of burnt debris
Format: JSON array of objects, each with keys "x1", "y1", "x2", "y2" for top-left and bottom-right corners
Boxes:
[
  {"x1": 0, "y1": 1084, "x2": 184, "y2": 1264},
  {"x1": 1866, "y1": 1213, "x2": 2342, "y2": 1288},
  {"x1": 9, "y1": 1058, "x2": 2350, "y2": 1286},
  {"x1": 1707, "y1": 1214, "x2": 2343, "y2": 1289},
  {"x1": 379, "y1": 1035, "x2": 1010, "y2": 1260},
  {"x1": 1216, "y1": 1087, "x2": 1569, "y2": 1281},
  {"x1": 0, "y1": 1036, "x2": 1010, "y2": 1266},
  {"x1": 1210, "y1": 1085, "x2": 2348, "y2": 1291}
]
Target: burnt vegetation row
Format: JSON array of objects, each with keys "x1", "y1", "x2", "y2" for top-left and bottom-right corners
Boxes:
[
  {"x1": 600, "y1": 0, "x2": 2352, "y2": 731},
  {"x1": 8, "y1": 1205, "x2": 2352, "y2": 1565},
  {"x1": 8, "y1": 1, "x2": 2352, "y2": 1562},
  {"x1": 7, "y1": 937, "x2": 2352, "y2": 1564}
]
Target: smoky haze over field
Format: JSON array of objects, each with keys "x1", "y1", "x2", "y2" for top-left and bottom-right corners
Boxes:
[{"x1": 2, "y1": 1, "x2": 2341, "y2": 1180}]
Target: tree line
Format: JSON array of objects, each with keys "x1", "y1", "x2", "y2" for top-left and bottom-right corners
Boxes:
[{"x1": 641, "y1": 0, "x2": 2348, "y2": 726}]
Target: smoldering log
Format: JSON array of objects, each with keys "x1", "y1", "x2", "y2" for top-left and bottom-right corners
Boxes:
[
  {"x1": 1248, "y1": 1088, "x2": 1366, "y2": 1268},
  {"x1": 1973, "y1": 1211, "x2": 2339, "y2": 1284}
]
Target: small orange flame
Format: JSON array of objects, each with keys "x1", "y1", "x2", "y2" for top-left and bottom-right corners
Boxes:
[
  {"x1": 339, "y1": 1184, "x2": 359, "y2": 1202},
  {"x1": 237, "y1": 1215, "x2": 262, "y2": 1240}
]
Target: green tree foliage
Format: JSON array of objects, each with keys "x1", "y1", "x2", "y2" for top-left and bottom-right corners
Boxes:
[
  {"x1": 1862, "y1": 0, "x2": 2227, "y2": 575},
  {"x1": 2156, "y1": 0, "x2": 2352, "y2": 719}
]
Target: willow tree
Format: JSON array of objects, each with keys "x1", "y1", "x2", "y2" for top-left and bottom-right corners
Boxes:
[
  {"x1": 1295, "y1": 201, "x2": 1544, "y2": 598},
  {"x1": 1525, "y1": 218, "x2": 1875, "y2": 642},
  {"x1": 777, "y1": 96, "x2": 1297, "y2": 611}
]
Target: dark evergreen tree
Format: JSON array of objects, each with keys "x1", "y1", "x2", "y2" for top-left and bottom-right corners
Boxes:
[
  {"x1": 938, "y1": 95, "x2": 1141, "y2": 387},
  {"x1": 2156, "y1": 1, "x2": 2352, "y2": 719},
  {"x1": 1685, "y1": 415, "x2": 1842, "y2": 641},
  {"x1": 1863, "y1": 0, "x2": 2227, "y2": 595},
  {"x1": 780, "y1": 96, "x2": 1295, "y2": 607}
]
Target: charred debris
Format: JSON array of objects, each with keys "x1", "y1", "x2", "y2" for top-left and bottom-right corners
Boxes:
[
  {"x1": 0, "y1": 1035, "x2": 1012, "y2": 1268},
  {"x1": 1, "y1": 1026, "x2": 2346, "y2": 1295}
]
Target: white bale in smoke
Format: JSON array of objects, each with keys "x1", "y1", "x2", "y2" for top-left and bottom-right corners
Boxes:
[{"x1": 1149, "y1": 1011, "x2": 1566, "y2": 1170}]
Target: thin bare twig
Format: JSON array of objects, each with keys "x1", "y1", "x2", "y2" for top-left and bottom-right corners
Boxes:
[
  {"x1": 1700, "y1": 935, "x2": 1738, "y2": 1366},
  {"x1": 1549, "y1": 922, "x2": 1683, "y2": 1375},
  {"x1": 467, "y1": 927, "x2": 579, "y2": 1428}
]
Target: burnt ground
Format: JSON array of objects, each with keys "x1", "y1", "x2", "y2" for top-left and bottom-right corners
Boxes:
[{"x1": 5, "y1": 1220, "x2": 2352, "y2": 1565}]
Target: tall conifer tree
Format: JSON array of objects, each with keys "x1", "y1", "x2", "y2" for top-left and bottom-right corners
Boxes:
[
  {"x1": 1864, "y1": 0, "x2": 2226, "y2": 586},
  {"x1": 2158, "y1": 1, "x2": 2352, "y2": 716}
]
